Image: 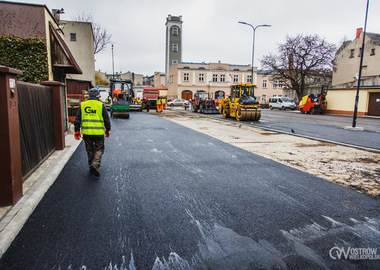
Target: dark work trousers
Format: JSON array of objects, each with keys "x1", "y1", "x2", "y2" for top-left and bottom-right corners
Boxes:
[{"x1": 83, "y1": 135, "x2": 105, "y2": 168}]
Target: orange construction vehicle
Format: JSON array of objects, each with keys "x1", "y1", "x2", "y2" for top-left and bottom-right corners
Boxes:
[{"x1": 299, "y1": 86, "x2": 327, "y2": 115}]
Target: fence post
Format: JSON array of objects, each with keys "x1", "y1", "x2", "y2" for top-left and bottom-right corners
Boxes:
[
  {"x1": 40, "y1": 81, "x2": 65, "y2": 150},
  {"x1": 0, "y1": 66, "x2": 23, "y2": 206}
]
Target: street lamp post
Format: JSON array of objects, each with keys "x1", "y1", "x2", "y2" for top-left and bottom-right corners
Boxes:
[
  {"x1": 112, "y1": 44, "x2": 115, "y2": 79},
  {"x1": 238, "y1": 22, "x2": 270, "y2": 97},
  {"x1": 352, "y1": 0, "x2": 369, "y2": 128}
]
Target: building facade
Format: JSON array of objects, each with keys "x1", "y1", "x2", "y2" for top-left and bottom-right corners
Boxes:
[
  {"x1": 256, "y1": 70, "x2": 286, "y2": 103},
  {"x1": 60, "y1": 20, "x2": 95, "y2": 88},
  {"x1": 167, "y1": 62, "x2": 256, "y2": 100},
  {"x1": 0, "y1": 2, "x2": 82, "y2": 82},
  {"x1": 165, "y1": 15, "x2": 183, "y2": 86},
  {"x1": 328, "y1": 28, "x2": 380, "y2": 116},
  {"x1": 154, "y1": 72, "x2": 166, "y2": 88},
  {"x1": 167, "y1": 62, "x2": 291, "y2": 102},
  {"x1": 333, "y1": 28, "x2": 380, "y2": 88}
]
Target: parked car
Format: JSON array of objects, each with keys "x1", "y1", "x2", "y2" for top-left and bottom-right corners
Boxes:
[
  {"x1": 269, "y1": 97, "x2": 296, "y2": 110},
  {"x1": 167, "y1": 99, "x2": 189, "y2": 106}
]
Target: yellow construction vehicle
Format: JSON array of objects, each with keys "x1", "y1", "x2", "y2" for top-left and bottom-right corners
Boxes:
[{"x1": 219, "y1": 83, "x2": 261, "y2": 121}]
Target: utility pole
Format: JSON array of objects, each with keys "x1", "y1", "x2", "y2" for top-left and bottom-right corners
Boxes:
[{"x1": 352, "y1": 0, "x2": 369, "y2": 128}]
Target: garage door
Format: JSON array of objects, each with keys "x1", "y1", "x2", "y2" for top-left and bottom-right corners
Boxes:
[{"x1": 368, "y1": 93, "x2": 380, "y2": 116}]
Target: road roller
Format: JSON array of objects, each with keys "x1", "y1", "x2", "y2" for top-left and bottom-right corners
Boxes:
[{"x1": 219, "y1": 83, "x2": 261, "y2": 121}]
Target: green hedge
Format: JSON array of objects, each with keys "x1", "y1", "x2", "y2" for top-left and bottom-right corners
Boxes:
[{"x1": 0, "y1": 35, "x2": 48, "y2": 84}]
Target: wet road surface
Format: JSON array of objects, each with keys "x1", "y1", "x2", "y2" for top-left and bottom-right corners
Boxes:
[{"x1": 0, "y1": 112, "x2": 379, "y2": 269}]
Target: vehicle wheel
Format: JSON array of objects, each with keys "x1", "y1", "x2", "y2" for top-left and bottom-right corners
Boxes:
[
  {"x1": 270, "y1": 106, "x2": 273, "y2": 110},
  {"x1": 222, "y1": 107, "x2": 230, "y2": 118},
  {"x1": 310, "y1": 108, "x2": 316, "y2": 115},
  {"x1": 200, "y1": 104, "x2": 204, "y2": 113},
  {"x1": 170, "y1": 104, "x2": 174, "y2": 107},
  {"x1": 191, "y1": 102, "x2": 198, "y2": 112},
  {"x1": 281, "y1": 106, "x2": 285, "y2": 110},
  {"x1": 300, "y1": 109, "x2": 305, "y2": 114}
]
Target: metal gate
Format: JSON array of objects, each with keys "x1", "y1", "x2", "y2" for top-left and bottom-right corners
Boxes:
[{"x1": 18, "y1": 82, "x2": 55, "y2": 179}]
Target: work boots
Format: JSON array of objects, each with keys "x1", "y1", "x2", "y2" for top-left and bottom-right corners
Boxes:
[{"x1": 90, "y1": 165, "x2": 100, "y2": 177}]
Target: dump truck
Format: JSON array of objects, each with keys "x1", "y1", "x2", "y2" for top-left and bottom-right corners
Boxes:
[
  {"x1": 299, "y1": 86, "x2": 327, "y2": 114},
  {"x1": 219, "y1": 83, "x2": 261, "y2": 121},
  {"x1": 109, "y1": 79, "x2": 133, "y2": 118},
  {"x1": 191, "y1": 92, "x2": 219, "y2": 114},
  {"x1": 142, "y1": 87, "x2": 159, "y2": 109}
]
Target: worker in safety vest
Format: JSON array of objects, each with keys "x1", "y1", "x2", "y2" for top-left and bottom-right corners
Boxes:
[
  {"x1": 113, "y1": 88, "x2": 122, "y2": 100},
  {"x1": 74, "y1": 88, "x2": 111, "y2": 177},
  {"x1": 156, "y1": 97, "x2": 162, "y2": 113},
  {"x1": 162, "y1": 97, "x2": 167, "y2": 110}
]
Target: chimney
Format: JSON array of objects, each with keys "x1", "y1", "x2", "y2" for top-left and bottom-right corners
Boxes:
[{"x1": 356, "y1": 28, "x2": 363, "y2": 39}]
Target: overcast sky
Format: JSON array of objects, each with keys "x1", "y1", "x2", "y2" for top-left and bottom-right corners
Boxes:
[{"x1": 17, "y1": 0, "x2": 380, "y2": 75}]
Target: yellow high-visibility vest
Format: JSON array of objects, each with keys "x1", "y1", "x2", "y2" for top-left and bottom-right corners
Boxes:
[
  {"x1": 156, "y1": 99, "x2": 162, "y2": 105},
  {"x1": 81, "y1": 100, "x2": 105, "y2": 135}
]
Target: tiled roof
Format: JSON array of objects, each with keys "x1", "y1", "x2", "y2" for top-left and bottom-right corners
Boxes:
[{"x1": 367, "y1": 33, "x2": 380, "y2": 45}]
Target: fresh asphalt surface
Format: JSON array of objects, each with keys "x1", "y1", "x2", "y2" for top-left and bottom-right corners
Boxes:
[{"x1": 1, "y1": 112, "x2": 379, "y2": 269}]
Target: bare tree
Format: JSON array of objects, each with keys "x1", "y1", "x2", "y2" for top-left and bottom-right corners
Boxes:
[
  {"x1": 71, "y1": 12, "x2": 112, "y2": 55},
  {"x1": 261, "y1": 34, "x2": 336, "y2": 100}
]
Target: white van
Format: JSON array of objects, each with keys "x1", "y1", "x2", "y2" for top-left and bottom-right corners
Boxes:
[{"x1": 269, "y1": 97, "x2": 296, "y2": 110}]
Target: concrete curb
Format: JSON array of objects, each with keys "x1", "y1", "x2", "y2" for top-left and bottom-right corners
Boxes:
[{"x1": 0, "y1": 134, "x2": 81, "y2": 258}]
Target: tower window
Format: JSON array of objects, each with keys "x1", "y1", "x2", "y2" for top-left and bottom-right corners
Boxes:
[
  {"x1": 370, "y1": 48, "x2": 375, "y2": 55},
  {"x1": 70, "y1": 33, "x2": 76, "y2": 41},
  {"x1": 172, "y1": 27, "x2": 179, "y2": 35},
  {"x1": 172, "y1": 44, "x2": 178, "y2": 52}
]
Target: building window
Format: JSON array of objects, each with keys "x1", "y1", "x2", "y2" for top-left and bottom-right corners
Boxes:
[
  {"x1": 247, "y1": 75, "x2": 252, "y2": 83},
  {"x1": 273, "y1": 80, "x2": 278, "y2": 88},
  {"x1": 370, "y1": 48, "x2": 375, "y2": 55},
  {"x1": 220, "y1": 74, "x2": 225, "y2": 82},
  {"x1": 350, "y1": 49, "x2": 355, "y2": 58},
  {"x1": 233, "y1": 75, "x2": 238, "y2": 83},
  {"x1": 70, "y1": 33, "x2": 76, "y2": 41},
  {"x1": 172, "y1": 44, "x2": 178, "y2": 52},
  {"x1": 358, "y1": 48, "x2": 362, "y2": 57},
  {"x1": 279, "y1": 81, "x2": 283, "y2": 88},
  {"x1": 199, "y1": 74, "x2": 204, "y2": 82},
  {"x1": 184, "y1": 73, "x2": 189, "y2": 82},
  {"x1": 172, "y1": 27, "x2": 179, "y2": 35},
  {"x1": 213, "y1": 74, "x2": 218, "y2": 82},
  {"x1": 263, "y1": 80, "x2": 267, "y2": 88},
  {"x1": 262, "y1": 94, "x2": 267, "y2": 101},
  {"x1": 172, "y1": 60, "x2": 178, "y2": 65}
]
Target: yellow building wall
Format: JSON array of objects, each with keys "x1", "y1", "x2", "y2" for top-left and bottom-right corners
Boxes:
[{"x1": 326, "y1": 88, "x2": 380, "y2": 115}]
